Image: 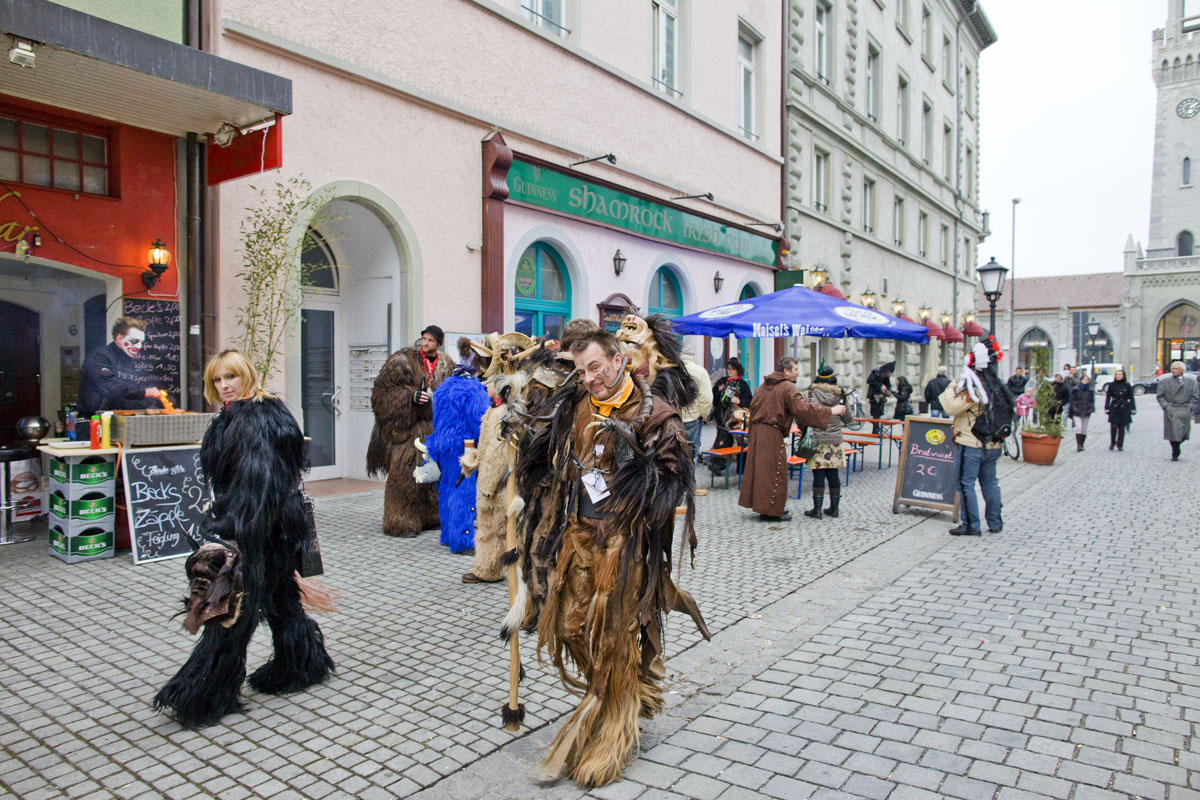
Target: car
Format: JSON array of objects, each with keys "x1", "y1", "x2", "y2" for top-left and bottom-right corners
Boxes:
[
  {"x1": 1132, "y1": 371, "x2": 1200, "y2": 395},
  {"x1": 1086, "y1": 363, "x2": 1125, "y2": 393}
]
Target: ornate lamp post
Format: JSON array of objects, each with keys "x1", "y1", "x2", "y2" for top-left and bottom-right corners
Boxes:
[{"x1": 977, "y1": 256, "x2": 1009, "y2": 335}]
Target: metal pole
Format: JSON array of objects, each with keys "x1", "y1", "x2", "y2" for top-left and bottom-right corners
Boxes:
[
  {"x1": 989, "y1": 299, "x2": 997, "y2": 336},
  {"x1": 1009, "y1": 198, "x2": 1019, "y2": 372}
]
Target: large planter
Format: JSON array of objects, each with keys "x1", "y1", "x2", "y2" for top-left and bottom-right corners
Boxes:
[{"x1": 1021, "y1": 431, "x2": 1062, "y2": 465}]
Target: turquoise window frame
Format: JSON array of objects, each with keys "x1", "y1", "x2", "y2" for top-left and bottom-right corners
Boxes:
[
  {"x1": 738, "y1": 284, "x2": 760, "y2": 386},
  {"x1": 649, "y1": 266, "x2": 684, "y2": 318},
  {"x1": 514, "y1": 242, "x2": 572, "y2": 338}
]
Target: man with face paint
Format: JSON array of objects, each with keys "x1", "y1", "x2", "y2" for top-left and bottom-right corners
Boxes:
[{"x1": 78, "y1": 317, "x2": 163, "y2": 418}]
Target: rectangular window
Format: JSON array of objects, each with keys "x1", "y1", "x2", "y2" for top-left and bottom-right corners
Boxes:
[
  {"x1": 521, "y1": 0, "x2": 568, "y2": 36},
  {"x1": 940, "y1": 223, "x2": 949, "y2": 266},
  {"x1": 866, "y1": 43, "x2": 881, "y2": 121},
  {"x1": 964, "y1": 237, "x2": 973, "y2": 275},
  {"x1": 964, "y1": 64, "x2": 974, "y2": 116},
  {"x1": 737, "y1": 32, "x2": 757, "y2": 139},
  {"x1": 815, "y1": 1, "x2": 832, "y2": 84},
  {"x1": 0, "y1": 114, "x2": 109, "y2": 195},
  {"x1": 921, "y1": 101, "x2": 932, "y2": 163},
  {"x1": 896, "y1": 74, "x2": 910, "y2": 145},
  {"x1": 652, "y1": 0, "x2": 680, "y2": 97},
  {"x1": 813, "y1": 149, "x2": 831, "y2": 213},
  {"x1": 942, "y1": 33, "x2": 952, "y2": 77},
  {"x1": 921, "y1": 6, "x2": 933, "y2": 64},
  {"x1": 862, "y1": 176, "x2": 877, "y2": 233},
  {"x1": 918, "y1": 211, "x2": 928, "y2": 257},
  {"x1": 896, "y1": 0, "x2": 910, "y2": 34},
  {"x1": 942, "y1": 122, "x2": 953, "y2": 180},
  {"x1": 966, "y1": 145, "x2": 975, "y2": 199},
  {"x1": 893, "y1": 196, "x2": 905, "y2": 247}
]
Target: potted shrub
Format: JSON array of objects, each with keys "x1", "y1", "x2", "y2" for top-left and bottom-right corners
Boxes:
[{"x1": 1021, "y1": 378, "x2": 1064, "y2": 465}]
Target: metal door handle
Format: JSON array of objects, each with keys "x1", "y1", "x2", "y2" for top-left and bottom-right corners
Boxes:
[{"x1": 330, "y1": 385, "x2": 342, "y2": 417}]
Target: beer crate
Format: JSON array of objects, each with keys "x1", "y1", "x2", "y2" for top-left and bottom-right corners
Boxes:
[
  {"x1": 48, "y1": 524, "x2": 114, "y2": 563},
  {"x1": 49, "y1": 454, "x2": 116, "y2": 500}
]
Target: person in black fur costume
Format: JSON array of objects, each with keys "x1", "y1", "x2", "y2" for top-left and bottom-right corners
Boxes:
[{"x1": 153, "y1": 350, "x2": 334, "y2": 729}]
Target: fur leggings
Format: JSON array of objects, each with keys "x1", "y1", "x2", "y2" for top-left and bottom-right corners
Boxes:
[
  {"x1": 154, "y1": 536, "x2": 334, "y2": 729},
  {"x1": 811, "y1": 467, "x2": 841, "y2": 491}
]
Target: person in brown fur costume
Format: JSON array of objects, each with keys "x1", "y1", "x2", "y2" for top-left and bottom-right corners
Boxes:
[
  {"x1": 512, "y1": 326, "x2": 710, "y2": 787},
  {"x1": 459, "y1": 386, "x2": 507, "y2": 583},
  {"x1": 366, "y1": 326, "x2": 452, "y2": 537}
]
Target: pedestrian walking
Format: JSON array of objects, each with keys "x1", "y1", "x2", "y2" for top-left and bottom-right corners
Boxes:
[
  {"x1": 1051, "y1": 374, "x2": 1070, "y2": 422},
  {"x1": 1005, "y1": 367, "x2": 1028, "y2": 395},
  {"x1": 1104, "y1": 369, "x2": 1134, "y2": 451},
  {"x1": 1015, "y1": 386, "x2": 1035, "y2": 426},
  {"x1": 1069, "y1": 373, "x2": 1095, "y2": 451},
  {"x1": 892, "y1": 375, "x2": 914, "y2": 421},
  {"x1": 867, "y1": 361, "x2": 894, "y2": 433},
  {"x1": 939, "y1": 340, "x2": 1006, "y2": 536},
  {"x1": 738, "y1": 357, "x2": 840, "y2": 522},
  {"x1": 1157, "y1": 361, "x2": 1199, "y2": 461},
  {"x1": 924, "y1": 366, "x2": 950, "y2": 418},
  {"x1": 802, "y1": 362, "x2": 854, "y2": 519}
]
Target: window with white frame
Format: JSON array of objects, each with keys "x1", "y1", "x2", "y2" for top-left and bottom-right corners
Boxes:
[
  {"x1": 939, "y1": 223, "x2": 949, "y2": 265},
  {"x1": 918, "y1": 211, "x2": 928, "y2": 257},
  {"x1": 866, "y1": 42, "x2": 881, "y2": 121},
  {"x1": 1184, "y1": 156, "x2": 1191, "y2": 185},
  {"x1": 941, "y1": 33, "x2": 952, "y2": 77},
  {"x1": 964, "y1": 63, "x2": 974, "y2": 116},
  {"x1": 942, "y1": 122, "x2": 952, "y2": 180},
  {"x1": 737, "y1": 31, "x2": 757, "y2": 139},
  {"x1": 652, "y1": 0, "x2": 681, "y2": 97},
  {"x1": 815, "y1": 1, "x2": 832, "y2": 84},
  {"x1": 893, "y1": 196, "x2": 905, "y2": 247},
  {"x1": 813, "y1": 149, "x2": 831, "y2": 213},
  {"x1": 896, "y1": 0, "x2": 910, "y2": 34},
  {"x1": 897, "y1": 74, "x2": 910, "y2": 145},
  {"x1": 921, "y1": 101, "x2": 932, "y2": 163},
  {"x1": 862, "y1": 176, "x2": 877, "y2": 233},
  {"x1": 521, "y1": 0, "x2": 568, "y2": 36},
  {"x1": 964, "y1": 237, "x2": 973, "y2": 275},
  {"x1": 921, "y1": 6, "x2": 933, "y2": 64}
]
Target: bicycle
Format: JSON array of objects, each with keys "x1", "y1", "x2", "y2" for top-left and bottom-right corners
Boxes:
[
  {"x1": 1001, "y1": 418, "x2": 1022, "y2": 461},
  {"x1": 843, "y1": 388, "x2": 866, "y2": 431}
]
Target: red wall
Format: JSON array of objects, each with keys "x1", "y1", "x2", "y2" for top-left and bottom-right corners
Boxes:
[{"x1": 0, "y1": 95, "x2": 179, "y2": 297}]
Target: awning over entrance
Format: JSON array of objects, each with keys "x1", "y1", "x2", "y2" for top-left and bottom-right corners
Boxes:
[{"x1": 0, "y1": 0, "x2": 291, "y2": 137}]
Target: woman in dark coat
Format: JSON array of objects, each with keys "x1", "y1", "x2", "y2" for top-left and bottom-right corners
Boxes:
[
  {"x1": 154, "y1": 349, "x2": 334, "y2": 729},
  {"x1": 1069, "y1": 373, "x2": 1096, "y2": 451},
  {"x1": 892, "y1": 376, "x2": 914, "y2": 421},
  {"x1": 1104, "y1": 369, "x2": 1134, "y2": 451},
  {"x1": 710, "y1": 358, "x2": 753, "y2": 451}
]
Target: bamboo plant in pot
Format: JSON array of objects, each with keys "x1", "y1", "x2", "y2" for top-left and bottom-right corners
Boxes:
[{"x1": 1021, "y1": 378, "x2": 1064, "y2": 465}]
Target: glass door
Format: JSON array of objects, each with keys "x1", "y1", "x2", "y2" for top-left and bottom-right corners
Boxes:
[{"x1": 300, "y1": 301, "x2": 343, "y2": 481}]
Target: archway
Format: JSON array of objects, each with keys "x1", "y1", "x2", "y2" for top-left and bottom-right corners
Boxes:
[
  {"x1": 1157, "y1": 302, "x2": 1200, "y2": 372},
  {"x1": 1018, "y1": 326, "x2": 1053, "y2": 374}
]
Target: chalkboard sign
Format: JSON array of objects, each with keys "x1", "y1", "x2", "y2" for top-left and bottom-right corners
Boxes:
[
  {"x1": 892, "y1": 415, "x2": 959, "y2": 521},
  {"x1": 123, "y1": 298, "x2": 181, "y2": 404},
  {"x1": 122, "y1": 445, "x2": 209, "y2": 564}
]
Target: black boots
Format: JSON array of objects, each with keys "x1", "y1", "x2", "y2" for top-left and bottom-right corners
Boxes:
[
  {"x1": 805, "y1": 491, "x2": 824, "y2": 518},
  {"x1": 1171, "y1": 441, "x2": 1182, "y2": 461},
  {"x1": 1076, "y1": 434, "x2": 1086, "y2": 451},
  {"x1": 826, "y1": 489, "x2": 841, "y2": 518}
]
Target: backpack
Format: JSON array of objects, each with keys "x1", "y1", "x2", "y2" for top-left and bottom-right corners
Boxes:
[{"x1": 971, "y1": 370, "x2": 1015, "y2": 443}]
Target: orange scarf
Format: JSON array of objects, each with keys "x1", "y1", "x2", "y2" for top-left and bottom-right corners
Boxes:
[{"x1": 589, "y1": 375, "x2": 634, "y2": 418}]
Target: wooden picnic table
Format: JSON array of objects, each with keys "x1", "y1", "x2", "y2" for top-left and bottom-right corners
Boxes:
[{"x1": 852, "y1": 418, "x2": 904, "y2": 468}]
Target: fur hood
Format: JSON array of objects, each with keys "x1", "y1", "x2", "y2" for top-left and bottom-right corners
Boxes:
[{"x1": 807, "y1": 382, "x2": 844, "y2": 407}]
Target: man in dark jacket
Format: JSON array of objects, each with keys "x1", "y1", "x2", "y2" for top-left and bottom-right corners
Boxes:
[
  {"x1": 1005, "y1": 367, "x2": 1028, "y2": 395},
  {"x1": 924, "y1": 366, "x2": 951, "y2": 417},
  {"x1": 866, "y1": 361, "x2": 894, "y2": 433},
  {"x1": 1050, "y1": 374, "x2": 1071, "y2": 421},
  {"x1": 78, "y1": 317, "x2": 162, "y2": 417}
]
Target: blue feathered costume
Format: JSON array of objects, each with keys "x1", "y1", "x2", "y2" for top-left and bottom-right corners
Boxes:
[{"x1": 426, "y1": 375, "x2": 491, "y2": 553}]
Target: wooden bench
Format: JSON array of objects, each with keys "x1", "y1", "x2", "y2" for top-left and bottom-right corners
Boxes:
[
  {"x1": 701, "y1": 446, "x2": 745, "y2": 489},
  {"x1": 788, "y1": 447, "x2": 860, "y2": 497}
]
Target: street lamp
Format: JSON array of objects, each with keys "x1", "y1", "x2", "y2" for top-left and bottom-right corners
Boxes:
[
  {"x1": 861, "y1": 288, "x2": 877, "y2": 308},
  {"x1": 918, "y1": 304, "x2": 931, "y2": 322},
  {"x1": 1009, "y1": 198, "x2": 1020, "y2": 376},
  {"x1": 892, "y1": 298, "x2": 906, "y2": 317},
  {"x1": 977, "y1": 256, "x2": 1009, "y2": 334},
  {"x1": 1087, "y1": 319, "x2": 1101, "y2": 381},
  {"x1": 811, "y1": 265, "x2": 828, "y2": 288}
]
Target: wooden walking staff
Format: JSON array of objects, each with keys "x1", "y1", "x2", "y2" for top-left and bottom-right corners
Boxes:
[{"x1": 500, "y1": 465, "x2": 526, "y2": 730}]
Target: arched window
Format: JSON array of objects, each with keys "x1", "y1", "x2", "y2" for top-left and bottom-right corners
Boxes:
[
  {"x1": 1018, "y1": 326, "x2": 1053, "y2": 374},
  {"x1": 1179, "y1": 230, "x2": 1195, "y2": 257},
  {"x1": 1185, "y1": 157, "x2": 1192, "y2": 186},
  {"x1": 737, "y1": 284, "x2": 760, "y2": 386},
  {"x1": 301, "y1": 227, "x2": 339, "y2": 293},
  {"x1": 1158, "y1": 302, "x2": 1200, "y2": 373},
  {"x1": 514, "y1": 242, "x2": 571, "y2": 340},
  {"x1": 648, "y1": 266, "x2": 683, "y2": 317}
]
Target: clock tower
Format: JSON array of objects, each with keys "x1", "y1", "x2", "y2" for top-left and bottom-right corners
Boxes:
[{"x1": 1147, "y1": 0, "x2": 1200, "y2": 256}]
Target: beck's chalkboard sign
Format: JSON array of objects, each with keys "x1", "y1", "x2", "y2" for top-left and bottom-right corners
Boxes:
[
  {"x1": 122, "y1": 446, "x2": 210, "y2": 564},
  {"x1": 892, "y1": 415, "x2": 959, "y2": 521},
  {"x1": 123, "y1": 298, "x2": 181, "y2": 404}
]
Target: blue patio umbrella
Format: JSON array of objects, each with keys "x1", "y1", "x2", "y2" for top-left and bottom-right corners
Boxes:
[{"x1": 669, "y1": 285, "x2": 929, "y2": 343}]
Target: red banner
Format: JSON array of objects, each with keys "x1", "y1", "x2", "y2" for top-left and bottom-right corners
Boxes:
[{"x1": 206, "y1": 114, "x2": 283, "y2": 186}]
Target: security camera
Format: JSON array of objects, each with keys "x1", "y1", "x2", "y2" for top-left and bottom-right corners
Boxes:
[{"x1": 8, "y1": 42, "x2": 35, "y2": 69}]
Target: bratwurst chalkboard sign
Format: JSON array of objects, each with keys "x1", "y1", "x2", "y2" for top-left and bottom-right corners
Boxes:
[
  {"x1": 122, "y1": 446, "x2": 209, "y2": 564},
  {"x1": 892, "y1": 415, "x2": 959, "y2": 521}
]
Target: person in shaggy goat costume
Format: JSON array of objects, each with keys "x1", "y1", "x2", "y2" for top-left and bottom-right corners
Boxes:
[
  {"x1": 154, "y1": 349, "x2": 333, "y2": 729},
  {"x1": 366, "y1": 327, "x2": 452, "y2": 537},
  {"x1": 421, "y1": 370, "x2": 490, "y2": 553}
]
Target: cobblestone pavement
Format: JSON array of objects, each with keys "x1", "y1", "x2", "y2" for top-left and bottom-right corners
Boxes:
[{"x1": 3, "y1": 398, "x2": 1198, "y2": 799}]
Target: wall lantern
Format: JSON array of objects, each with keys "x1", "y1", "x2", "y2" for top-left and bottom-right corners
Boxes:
[
  {"x1": 612, "y1": 249, "x2": 626, "y2": 276},
  {"x1": 941, "y1": 311, "x2": 952, "y2": 327},
  {"x1": 892, "y1": 298, "x2": 906, "y2": 316},
  {"x1": 810, "y1": 265, "x2": 828, "y2": 287},
  {"x1": 919, "y1": 304, "x2": 931, "y2": 321},
  {"x1": 861, "y1": 288, "x2": 877, "y2": 308},
  {"x1": 143, "y1": 238, "x2": 170, "y2": 289},
  {"x1": 713, "y1": 271, "x2": 724, "y2": 292}
]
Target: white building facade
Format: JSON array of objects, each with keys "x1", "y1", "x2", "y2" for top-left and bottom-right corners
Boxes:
[
  {"x1": 209, "y1": 0, "x2": 787, "y2": 480},
  {"x1": 784, "y1": 0, "x2": 995, "y2": 388}
]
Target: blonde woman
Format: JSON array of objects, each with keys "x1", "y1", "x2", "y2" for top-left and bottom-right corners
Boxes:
[{"x1": 154, "y1": 350, "x2": 333, "y2": 728}]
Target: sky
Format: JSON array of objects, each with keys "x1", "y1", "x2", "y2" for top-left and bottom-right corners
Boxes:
[{"x1": 979, "y1": 0, "x2": 1168, "y2": 278}]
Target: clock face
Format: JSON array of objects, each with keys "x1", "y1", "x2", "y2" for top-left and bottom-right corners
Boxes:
[{"x1": 1178, "y1": 97, "x2": 1200, "y2": 119}]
